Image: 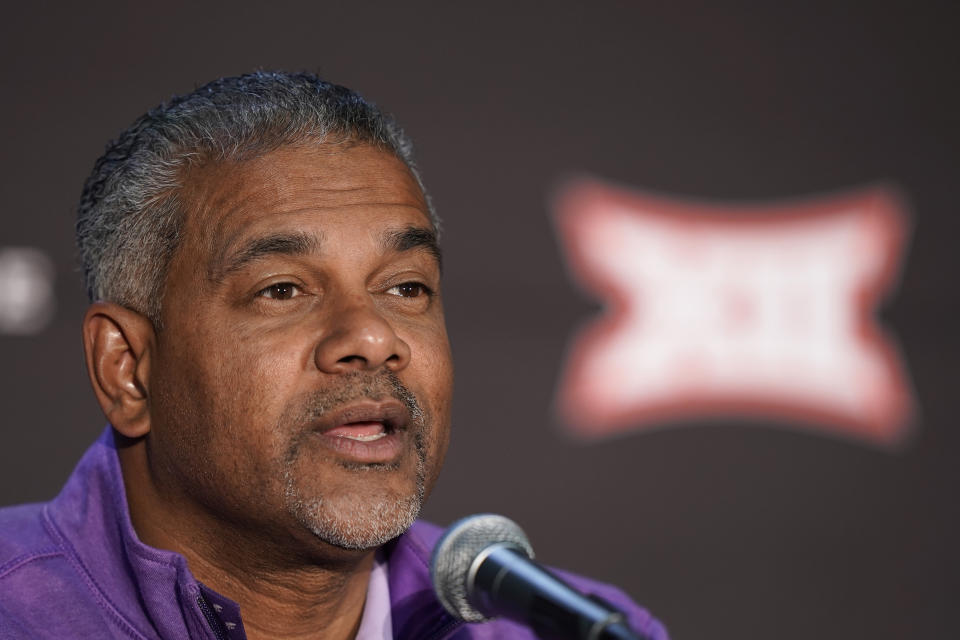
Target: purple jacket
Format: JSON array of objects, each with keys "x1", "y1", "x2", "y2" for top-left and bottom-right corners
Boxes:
[{"x1": 0, "y1": 428, "x2": 668, "y2": 639}]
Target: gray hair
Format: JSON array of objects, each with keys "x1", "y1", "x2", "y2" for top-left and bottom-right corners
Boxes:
[{"x1": 76, "y1": 71, "x2": 436, "y2": 327}]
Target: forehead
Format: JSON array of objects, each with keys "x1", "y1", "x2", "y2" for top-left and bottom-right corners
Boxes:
[{"x1": 178, "y1": 143, "x2": 432, "y2": 263}]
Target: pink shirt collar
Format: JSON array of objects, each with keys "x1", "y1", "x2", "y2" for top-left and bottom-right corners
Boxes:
[{"x1": 355, "y1": 554, "x2": 393, "y2": 639}]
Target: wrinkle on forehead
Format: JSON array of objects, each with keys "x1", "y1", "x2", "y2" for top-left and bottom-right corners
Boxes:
[{"x1": 172, "y1": 143, "x2": 430, "y2": 280}]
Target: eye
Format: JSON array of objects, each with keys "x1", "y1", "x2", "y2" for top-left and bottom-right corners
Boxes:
[
  {"x1": 257, "y1": 282, "x2": 301, "y2": 300},
  {"x1": 387, "y1": 282, "x2": 432, "y2": 298}
]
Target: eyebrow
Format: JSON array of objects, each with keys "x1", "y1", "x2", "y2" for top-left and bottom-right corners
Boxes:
[
  {"x1": 213, "y1": 231, "x2": 323, "y2": 282},
  {"x1": 211, "y1": 225, "x2": 442, "y2": 283},
  {"x1": 381, "y1": 225, "x2": 443, "y2": 271}
]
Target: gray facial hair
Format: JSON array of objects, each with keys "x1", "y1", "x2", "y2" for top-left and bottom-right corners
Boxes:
[{"x1": 280, "y1": 370, "x2": 429, "y2": 550}]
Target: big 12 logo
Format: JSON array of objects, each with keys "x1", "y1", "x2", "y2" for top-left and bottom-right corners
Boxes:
[{"x1": 553, "y1": 179, "x2": 914, "y2": 447}]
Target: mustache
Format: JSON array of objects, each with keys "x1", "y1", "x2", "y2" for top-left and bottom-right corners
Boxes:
[{"x1": 289, "y1": 369, "x2": 425, "y2": 427}]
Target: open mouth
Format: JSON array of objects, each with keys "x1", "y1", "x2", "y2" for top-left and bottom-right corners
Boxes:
[
  {"x1": 326, "y1": 420, "x2": 393, "y2": 442},
  {"x1": 310, "y1": 401, "x2": 410, "y2": 463}
]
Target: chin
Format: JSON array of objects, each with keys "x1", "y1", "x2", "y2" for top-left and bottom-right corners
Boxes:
[{"x1": 283, "y1": 471, "x2": 425, "y2": 551}]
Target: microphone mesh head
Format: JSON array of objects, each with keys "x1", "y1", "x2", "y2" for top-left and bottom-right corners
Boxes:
[{"x1": 430, "y1": 513, "x2": 534, "y2": 622}]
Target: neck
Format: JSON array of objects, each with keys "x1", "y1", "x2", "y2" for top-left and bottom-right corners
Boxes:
[
  {"x1": 185, "y1": 545, "x2": 374, "y2": 640},
  {"x1": 118, "y1": 439, "x2": 374, "y2": 640}
]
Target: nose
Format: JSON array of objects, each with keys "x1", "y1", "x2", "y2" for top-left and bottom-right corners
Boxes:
[{"x1": 314, "y1": 295, "x2": 411, "y2": 374}]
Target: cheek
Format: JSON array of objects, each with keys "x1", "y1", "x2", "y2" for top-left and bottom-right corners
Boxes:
[
  {"x1": 406, "y1": 318, "x2": 453, "y2": 400},
  {"x1": 156, "y1": 319, "x2": 311, "y2": 466},
  {"x1": 213, "y1": 324, "x2": 312, "y2": 434},
  {"x1": 151, "y1": 325, "x2": 318, "y2": 520},
  {"x1": 406, "y1": 323, "x2": 454, "y2": 474}
]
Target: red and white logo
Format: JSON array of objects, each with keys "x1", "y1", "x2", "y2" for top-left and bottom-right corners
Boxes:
[{"x1": 553, "y1": 180, "x2": 914, "y2": 446}]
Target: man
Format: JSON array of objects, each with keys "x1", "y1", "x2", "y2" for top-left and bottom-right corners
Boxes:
[{"x1": 0, "y1": 72, "x2": 667, "y2": 639}]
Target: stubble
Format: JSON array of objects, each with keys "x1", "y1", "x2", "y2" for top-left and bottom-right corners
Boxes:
[{"x1": 280, "y1": 371, "x2": 428, "y2": 550}]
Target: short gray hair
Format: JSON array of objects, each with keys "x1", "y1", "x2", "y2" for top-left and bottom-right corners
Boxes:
[{"x1": 76, "y1": 71, "x2": 435, "y2": 327}]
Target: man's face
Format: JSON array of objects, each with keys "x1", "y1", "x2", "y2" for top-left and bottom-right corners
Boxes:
[{"x1": 147, "y1": 143, "x2": 452, "y2": 554}]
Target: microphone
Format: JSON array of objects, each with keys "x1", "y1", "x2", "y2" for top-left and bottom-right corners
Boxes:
[{"x1": 430, "y1": 514, "x2": 645, "y2": 640}]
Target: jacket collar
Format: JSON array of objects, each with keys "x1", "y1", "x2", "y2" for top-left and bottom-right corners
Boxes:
[
  {"x1": 384, "y1": 521, "x2": 463, "y2": 640},
  {"x1": 44, "y1": 427, "x2": 214, "y2": 639}
]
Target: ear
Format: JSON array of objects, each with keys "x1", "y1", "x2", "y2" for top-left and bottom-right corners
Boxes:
[{"x1": 82, "y1": 302, "x2": 155, "y2": 439}]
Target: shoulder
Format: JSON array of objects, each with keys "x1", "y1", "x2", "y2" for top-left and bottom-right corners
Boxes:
[
  {"x1": 0, "y1": 502, "x2": 66, "y2": 604},
  {"x1": 547, "y1": 566, "x2": 669, "y2": 640},
  {"x1": 0, "y1": 502, "x2": 61, "y2": 572},
  {"x1": 0, "y1": 502, "x2": 118, "y2": 638}
]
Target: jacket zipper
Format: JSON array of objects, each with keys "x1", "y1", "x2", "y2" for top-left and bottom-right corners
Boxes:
[
  {"x1": 197, "y1": 594, "x2": 228, "y2": 640},
  {"x1": 420, "y1": 619, "x2": 465, "y2": 640}
]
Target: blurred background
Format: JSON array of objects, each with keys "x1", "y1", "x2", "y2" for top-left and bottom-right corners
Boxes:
[{"x1": 1, "y1": 1, "x2": 958, "y2": 638}]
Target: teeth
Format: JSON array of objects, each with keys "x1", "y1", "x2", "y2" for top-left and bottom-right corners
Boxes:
[{"x1": 338, "y1": 432, "x2": 388, "y2": 442}]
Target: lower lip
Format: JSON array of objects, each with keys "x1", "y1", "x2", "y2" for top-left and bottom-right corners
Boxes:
[{"x1": 314, "y1": 423, "x2": 407, "y2": 463}]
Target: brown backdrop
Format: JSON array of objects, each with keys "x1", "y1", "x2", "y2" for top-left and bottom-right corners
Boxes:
[{"x1": 2, "y1": 2, "x2": 958, "y2": 638}]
